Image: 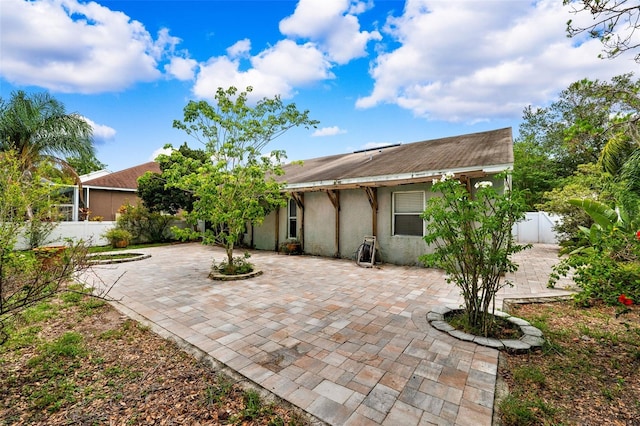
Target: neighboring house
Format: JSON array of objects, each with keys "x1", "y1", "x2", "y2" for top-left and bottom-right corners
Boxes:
[
  {"x1": 246, "y1": 127, "x2": 514, "y2": 265},
  {"x1": 80, "y1": 162, "x2": 161, "y2": 221}
]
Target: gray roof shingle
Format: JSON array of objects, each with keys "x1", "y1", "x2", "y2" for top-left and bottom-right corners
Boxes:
[{"x1": 281, "y1": 127, "x2": 513, "y2": 190}]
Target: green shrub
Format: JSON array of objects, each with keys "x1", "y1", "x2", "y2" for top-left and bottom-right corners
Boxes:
[
  {"x1": 116, "y1": 203, "x2": 175, "y2": 244},
  {"x1": 550, "y1": 199, "x2": 640, "y2": 305},
  {"x1": 421, "y1": 173, "x2": 529, "y2": 337},
  {"x1": 212, "y1": 252, "x2": 254, "y2": 275},
  {"x1": 102, "y1": 228, "x2": 132, "y2": 248}
]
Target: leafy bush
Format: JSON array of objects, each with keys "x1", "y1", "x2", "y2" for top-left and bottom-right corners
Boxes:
[
  {"x1": 102, "y1": 228, "x2": 133, "y2": 248},
  {"x1": 550, "y1": 199, "x2": 640, "y2": 305},
  {"x1": 0, "y1": 152, "x2": 92, "y2": 345},
  {"x1": 537, "y1": 163, "x2": 621, "y2": 248},
  {"x1": 421, "y1": 173, "x2": 529, "y2": 336},
  {"x1": 116, "y1": 203, "x2": 175, "y2": 244},
  {"x1": 212, "y1": 252, "x2": 254, "y2": 275}
]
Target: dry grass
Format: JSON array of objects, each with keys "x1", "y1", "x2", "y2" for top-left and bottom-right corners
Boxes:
[
  {"x1": 498, "y1": 301, "x2": 640, "y2": 426},
  {"x1": 0, "y1": 289, "x2": 310, "y2": 425}
]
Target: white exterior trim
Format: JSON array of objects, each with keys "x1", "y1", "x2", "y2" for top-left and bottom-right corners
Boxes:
[{"x1": 284, "y1": 163, "x2": 512, "y2": 191}]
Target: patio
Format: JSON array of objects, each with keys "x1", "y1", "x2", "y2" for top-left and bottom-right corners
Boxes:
[{"x1": 88, "y1": 243, "x2": 574, "y2": 425}]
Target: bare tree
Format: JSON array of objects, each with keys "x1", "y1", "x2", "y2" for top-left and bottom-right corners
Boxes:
[{"x1": 565, "y1": 0, "x2": 640, "y2": 62}]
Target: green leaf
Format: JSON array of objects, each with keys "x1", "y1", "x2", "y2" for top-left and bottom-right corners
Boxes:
[{"x1": 568, "y1": 198, "x2": 618, "y2": 229}]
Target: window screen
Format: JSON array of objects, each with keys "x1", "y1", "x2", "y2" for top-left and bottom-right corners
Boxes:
[{"x1": 393, "y1": 192, "x2": 424, "y2": 236}]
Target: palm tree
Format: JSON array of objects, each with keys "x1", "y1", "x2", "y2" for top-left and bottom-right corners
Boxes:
[
  {"x1": 0, "y1": 91, "x2": 95, "y2": 219},
  {"x1": 0, "y1": 90, "x2": 94, "y2": 177}
]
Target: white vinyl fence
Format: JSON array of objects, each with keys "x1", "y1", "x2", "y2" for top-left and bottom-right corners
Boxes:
[
  {"x1": 14, "y1": 212, "x2": 559, "y2": 250},
  {"x1": 513, "y1": 212, "x2": 560, "y2": 244},
  {"x1": 15, "y1": 221, "x2": 116, "y2": 250}
]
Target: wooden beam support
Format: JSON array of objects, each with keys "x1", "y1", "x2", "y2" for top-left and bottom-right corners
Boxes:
[
  {"x1": 363, "y1": 187, "x2": 378, "y2": 237},
  {"x1": 325, "y1": 190, "x2": 340, "y2": 257},
  {"x1": 291, "y1": 192, "x2": 304, "y2": 210},
  {"x1": 459, "y1": 175, "x2": 472, "y2": 196}
]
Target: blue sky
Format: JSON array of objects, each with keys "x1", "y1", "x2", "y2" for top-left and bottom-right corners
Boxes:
[{"x1": 1, "y1": 0, "x2": 638, "y2": 172}]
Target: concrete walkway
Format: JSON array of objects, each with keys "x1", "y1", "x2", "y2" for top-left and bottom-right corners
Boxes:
[{"x1": 88, "y1": 243, "x2": 574, "y2": 425}]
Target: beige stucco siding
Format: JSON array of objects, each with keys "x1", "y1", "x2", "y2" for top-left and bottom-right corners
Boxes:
[
  {"x1": 376, "y1": 183, "x2": 433, "y2": 266},
  {"x1": 338, "y1": 189, "x2": 373, "y2": 260},
  {"x1": 302, "y1": 192, "x2": 335, "y2": 257},
  {"x1": 250, "y1": 209, "x2": 277, "y2": 251},
  {"x1": 248, "y1": 175, "x2": 507, "y2": 265}
]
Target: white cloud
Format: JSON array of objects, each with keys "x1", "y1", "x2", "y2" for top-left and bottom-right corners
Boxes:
[
  {"x1": 150, "y1": 146, "x2": 174, "y2": 161},
  {"x1": 165, "y1": 57, "x2": 198, "y2": 81},
  {"x1": 279, "y1": 0, "x2": 381, "y2": 63},
  {"x1": 0, "y1": 0, "x2": 179, "y2": 93},
  {"x1": 227, "y1": 39, "x2": 251, "y2": 58},
  {"x1": 83, "y1": 117, "x2": 116, "y2": 145},
  {"x1": 312, "y1": 126, "x2": 347, "y2": 136},
  {"x1": 192, "y1": 0, "x2": 387, "y2": 102},
  {"x1": 356, "y1": 0, "x2": 638, "y2": 122},
  {"x1": 193, "y1": 40, "x2": 333, "y2": 101}
]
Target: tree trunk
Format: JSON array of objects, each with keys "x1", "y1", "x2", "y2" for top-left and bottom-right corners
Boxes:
[{"x1": 226, "y1": 245, "x2": 234, "y2": 267}]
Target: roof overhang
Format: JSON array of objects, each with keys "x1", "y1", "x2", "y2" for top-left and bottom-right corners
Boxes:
[
  {"x1": 283, "y1": 163, "x2": 512, "y2": 192},
  {"x1": 85, "y1": 185, "x2": 137, "y2": 192}
]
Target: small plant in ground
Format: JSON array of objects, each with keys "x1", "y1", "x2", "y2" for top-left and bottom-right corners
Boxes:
[
  {"x1": 240, "y1": 389, "x2": 265, "y2": 420},
  {"x1": 421, "y1": 172, "x2": 529, "y2": 337},
  {"x1": 498, "y1": 393, "x2": 557, "y2": 426},
  {"x1": 212, "y1": 251, "x2": 254, "y2": 275},
  {"x1": 205, "y1": 373, "x2": 236, "y2": 406},
  {"x1": 24, "y1": 331, "x2": 86, "y2": 411}
]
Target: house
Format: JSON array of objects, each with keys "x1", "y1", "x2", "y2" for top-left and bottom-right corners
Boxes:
[
  {"x1": 80, "y1": 161, "x2": 161, "y2": 221},
  {"x1": 245, "y1": 127, "x2": 514, "y2": 265}
]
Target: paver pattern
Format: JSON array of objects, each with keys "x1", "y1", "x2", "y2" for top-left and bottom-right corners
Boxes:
[{"x1": 88, "y1": 243, "x2": 574, "y2": 425}]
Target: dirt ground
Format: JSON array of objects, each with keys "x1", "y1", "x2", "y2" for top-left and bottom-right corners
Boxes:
[
  {"x1": 0, "y1": 293, "x2": 313, "y2": 425},
  {"x1": 499, "y1": 301, "x2": 640, "y2": 426}
]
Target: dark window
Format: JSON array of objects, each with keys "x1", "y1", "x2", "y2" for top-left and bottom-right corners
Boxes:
[
  {"x1": 288, "y1": 199, "x2": 297, "y2": 239},
  {"x1": 393, "y1": 191, "x2": 424, "y2": 236}
]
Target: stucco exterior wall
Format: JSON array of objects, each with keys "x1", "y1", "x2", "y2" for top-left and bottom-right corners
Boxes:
[
  {"x1": 249, "y1": 174, "x2": 508, "y2": 265},
  {"x1": 338, "y1": 189, "x2": 374, "y2": 260},
  {"x1": 303, "y1": 192, "x2": 336, "y2": 257},
  {"x1": 249, "y1": 209, "x2": 277, "y2": 251},
  {"x1": 376, "y1": 183, "x2": 434, "y2": 265}
]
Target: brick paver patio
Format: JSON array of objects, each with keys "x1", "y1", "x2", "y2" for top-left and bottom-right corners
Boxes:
[{"x1": 88, "y1": 243, "x2": 574, "y2": 425}]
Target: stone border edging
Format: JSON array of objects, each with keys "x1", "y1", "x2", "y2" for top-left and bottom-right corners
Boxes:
[
  {"x1": 87, "y1": 253, "x2": 151, "y2": 265},
  {"x1": 427, "y1": 305, "x2": 545, "y2": 353},
  {"x1": 208, "y1": 269, "x2": 264, "y2": 281}
]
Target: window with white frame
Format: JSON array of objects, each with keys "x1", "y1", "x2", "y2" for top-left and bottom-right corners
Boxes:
[
  {"x1": 288, "y1": 198, "x2": 297, "y2": 239},
  {"x1": 392, "y1": 191, "x2": 425, "y2": 236}
]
